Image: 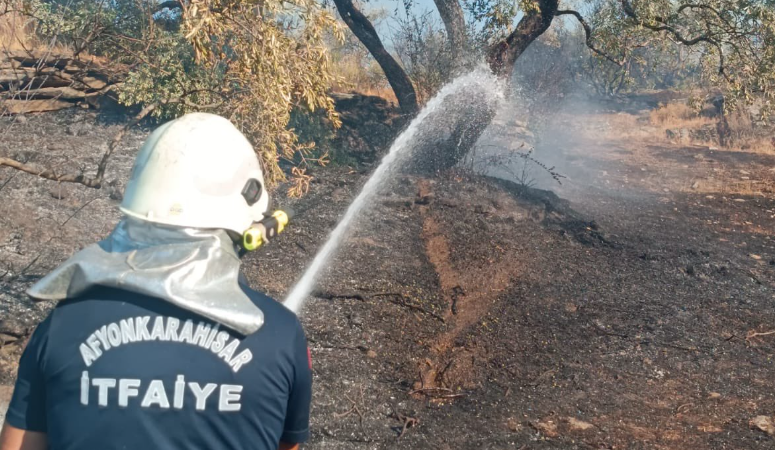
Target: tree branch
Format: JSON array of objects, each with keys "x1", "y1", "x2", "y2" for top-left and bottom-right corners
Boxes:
[
  {"x1": 1, "y1": 101, "x2": 158, "y2": 188},
  {"x1": 431, "y1": 0, "x2": 468, "y2": 65},
  {"x1": 154, "y1": 1, "x2": 182, "y2": 13},
  {"x1": 619, "y1": 0, "x2": 728, "y2": 79},
  {"x1": 1, "y1": 90, "x2": 225, "y2": 188},
  {"x1": 556, "y1": 10, "x2": 624, "y2": 66},
  {"x1": 0, "y1": 157, "x2": 97, "y2": 186},
  {"x1": 332, "y1": 0, "x2": 418, "y2": 113},
  {"x1": 486, "y1": 0, "x2": 559, "y2": 76},
  {"x1": 676, "y1": 4, "x2": 734, "y2": 31}
]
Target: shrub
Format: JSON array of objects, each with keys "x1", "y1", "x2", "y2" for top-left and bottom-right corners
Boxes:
[{"x1": 2, "y1": 0, "x2": 344, "y2": 193}]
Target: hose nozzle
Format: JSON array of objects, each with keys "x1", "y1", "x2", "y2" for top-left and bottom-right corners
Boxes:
[{"x1": 243, "y1": 209, "x2": 292, "y2": 251}]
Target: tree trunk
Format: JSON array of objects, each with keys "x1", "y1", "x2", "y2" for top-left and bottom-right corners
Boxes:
[
  {"x1": 332, "y1": 0, "x2": 419, "y2": 114},
  {"x1": 432, "y1": 0, "x2": 468, "y2": 64},
  {"x1": 336, "y1": 0, "x2": 558, "y2": 173},
  {"x1": 486, "y1": 0, "x2": 559, "y2": 77},
  {"x1": 407, "y1": 0, "x2": 559, "y2": 174},
  {"x1": 407, "y1": 92, "x2": 497, "y2": 175}
]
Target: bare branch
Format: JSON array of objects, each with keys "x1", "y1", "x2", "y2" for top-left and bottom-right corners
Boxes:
[
  {"x1": 154, "y1": 1, "x2": 182, "y2": 13},
  {"x1": 1, "y1": 100, "x2": 158, "y2": 188},
  {"x1": 0, "y1": 87, "x2": 226, "y2": 189},
  {"x1": 676, "y1": 4, "x2": 734, "y2": 31},
  {"x1": 557, "y1": 10, "x2": 625, "y2": 66},
  {"x1": 619, "y1": 0, "x2": 728, "y2": 79},
  {"x1": 93, "y1": 101, "x2": 158, "y2": 182},
  {"x1": 486, "y1": 0, "x2": 559, "y2": 76},
  {"x1": 0, "y1": 157, "x2": 98, "y2": 186}
]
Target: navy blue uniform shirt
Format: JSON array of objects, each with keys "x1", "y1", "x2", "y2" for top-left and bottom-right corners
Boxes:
[{"x1": 6, "y1": 285, "x2": 312, "y2": 450}]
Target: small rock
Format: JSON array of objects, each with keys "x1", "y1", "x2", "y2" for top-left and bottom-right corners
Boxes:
[
  {"x1": 698, "y1": 424, "x2": 723, "y2": 433},
  {"x1": 330, "y1": 188, "x2": 347, "y2": 201},
  {"x1": 348, "y1": 314, "x2": 363, "y2": 327},
  {"x1": 734, "y1": 199, "x2": 746, "y2": 203},
  {"x1": 366, "y1": 349, "x2": 377, "y2": 359},
  {"x1": 750, "y1": 415, "x2": 775, "y2": 436},
  {"x1": 66, "y1": 122, "x2": 90, "y2": 136},
  {"x1": 750, "y1": 254, "x2": 762, "y2": 260},
  {"x1": 565, "y1": 417, "x2": 595, "y2": 431},
  {"x1": 109, "y1": 188, "x2": 123, "y2": 201},
  {"x1": 49, "y1": 185, "x2": 69, "y2": 200},
  {"x1": 506, "y1": 417, "x2": 522, "y2": 432},
  {"x1": 15, "y1": 115, "x2": 27, "y2": 124},
  {"x1": 691, "y1": 181, "x2": 700, "y2": 189},
  {"x1": 530, "y1": 418, "x2": 558, "y2": 438},
  {"x1": 708, "y1": 392, "x2": 722, "y2": 399}
]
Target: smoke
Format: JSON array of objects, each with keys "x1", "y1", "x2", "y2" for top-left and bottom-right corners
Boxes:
[{"x1": 467, "y1": 34, "x2": 629, "y2": 200}]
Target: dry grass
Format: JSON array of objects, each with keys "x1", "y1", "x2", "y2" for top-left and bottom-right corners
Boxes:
[
  {"x1": 578, "y1": 111, "x2": 657, "y2": 142},
  {"x1": 682, "y1": 170, "x2": 775, "y2": 197},
  {"x1": 0, "y1": 12, "x2": 41, "y2": 52},
  {"x1": 723, "y1": 110, "x2": 774, "y2": 153},
  {"x1": 648, "y1": 101, "x2": 774, "y2": 153},
  {"x1": 0, "y1": 11, "x2": 80, "y2": 56},
  {"x1": 649, "y1": 102, "x2": 711, "y2": 129},
  {"x1": 330, "y1": 54, "x2": 397, "y2": 105}
]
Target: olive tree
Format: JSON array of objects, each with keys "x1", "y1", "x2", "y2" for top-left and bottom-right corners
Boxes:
[
  {"x1": 0, "y1": 0, "x2": 344, "y2": 194},
  {"x1": 340, "y1": 0, "x2": 775, "y2": 170}
]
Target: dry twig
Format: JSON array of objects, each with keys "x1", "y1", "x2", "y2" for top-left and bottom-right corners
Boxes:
[
  {"x1": 390, "y1": 409, "x2": 419, "y2": 439},
  {"x1": 746, "y1": 329, "x2": 775, "y2": 344},
  {"x1": 372, "y1": 292, "x2": 445, "y2": 323},
  {"x1": 334, "y1": 385, "x2": 365, "y2": 428},
  {"x1": 312, "y1": 291, "x2": 366, "y2": 301},
  {"x1": 0, "y1": 91, "x2": 221, "y2": 188},
  {"x1": 409, "y1": 386, "x2": 465, "y2": 399}
]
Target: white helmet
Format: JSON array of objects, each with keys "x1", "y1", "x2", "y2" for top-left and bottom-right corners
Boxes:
[{"x1": 120, "y1": 113, "x2": 270, "y2": 234}]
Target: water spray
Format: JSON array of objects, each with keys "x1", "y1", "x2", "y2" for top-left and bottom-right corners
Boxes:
[{"x1": 284, "y1": 67, "x2": 503, "y2": 314}]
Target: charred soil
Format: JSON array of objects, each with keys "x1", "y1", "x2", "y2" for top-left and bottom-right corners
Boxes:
[{"x1": 1, "y1": 107, "x2": 774, "y2": 449}]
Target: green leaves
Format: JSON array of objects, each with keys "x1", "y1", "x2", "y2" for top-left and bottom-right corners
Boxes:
[
  {"x1": 180, "y1": 0, "x2": 342, "y2": 187},
  {"x1": 8, "y1": 0, "x2": 343, "y2": 193}
]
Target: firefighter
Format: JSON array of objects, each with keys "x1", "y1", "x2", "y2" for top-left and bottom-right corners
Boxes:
[{"x1": 0, "y1": 113, "x2": 311, "y2": 450}]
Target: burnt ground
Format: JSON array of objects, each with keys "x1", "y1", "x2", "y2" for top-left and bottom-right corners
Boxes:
[{"x1": 1, "y1": 106, "x2": 775, "y2": 449}]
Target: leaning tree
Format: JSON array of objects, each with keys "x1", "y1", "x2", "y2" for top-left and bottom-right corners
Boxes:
[{"x1": 334, "y1": 0, "x2": 775, "y2": 172}]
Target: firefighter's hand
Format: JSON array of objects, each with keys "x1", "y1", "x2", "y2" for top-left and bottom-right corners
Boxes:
[
  {"x1": 0, "y1": 423, "x2": 47, "y2": 450},
  {"x1": 278, "y1": 442, "x2": 299, "y2": 450}
]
